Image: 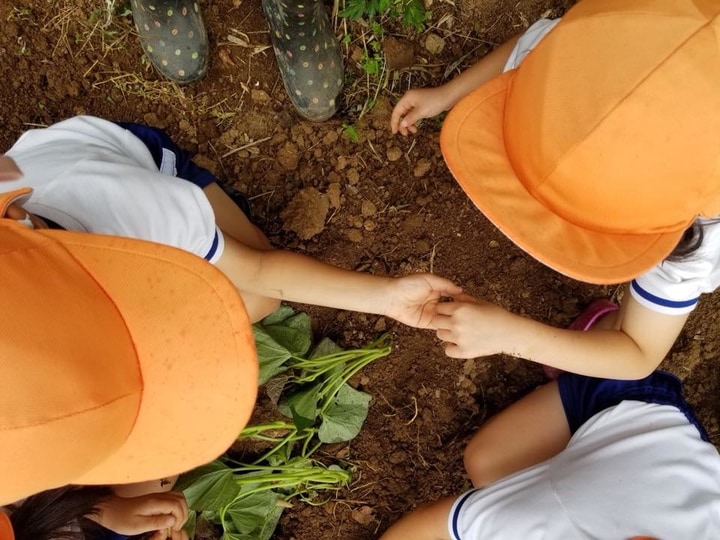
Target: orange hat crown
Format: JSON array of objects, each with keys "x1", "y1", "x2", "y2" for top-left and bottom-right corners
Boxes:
[{"x1": 441, "y1": 0, "x2": 720, "y2": 283}]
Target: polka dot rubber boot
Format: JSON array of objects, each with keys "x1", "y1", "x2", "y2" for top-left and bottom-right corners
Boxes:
[
  {"x1": 263, "y1": 0, "x2": 343, "y2": 121},
  {"x1": 130, "y1": 0, "x2": 209, "y2": 84}
]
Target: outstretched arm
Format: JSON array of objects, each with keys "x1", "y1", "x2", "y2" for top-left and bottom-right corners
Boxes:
[
  {"x1": 204, "y1": 182, "x2": 461, "y2": 325},
  {"x1": 432, "y1": 292, "x2": 688, "y2": 379},
  {"x1": 215, "y1": 233, "x2": 461, "y2": 328},
  {"x1": 390, "y1": 35, "x2": 520, "y2": 136}
]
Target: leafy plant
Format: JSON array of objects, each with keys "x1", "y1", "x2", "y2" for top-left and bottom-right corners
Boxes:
[
  {"x1": 340, "y1": 0, "x2": 430, "y2": 32},
  {"x1": 178, "y1": 459, "x2": 350, "y2": 540},
  {"x1": 179, "y1": 307, "x2": 392, "y2": 539}
]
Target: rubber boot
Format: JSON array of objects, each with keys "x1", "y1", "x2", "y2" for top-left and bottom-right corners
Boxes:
[
  {"x1": 262, "y1": 0, "x2": 344, "y2": 121},
  {"x1": 130, "y1": 0, "x2": 209, "y2": 84}
]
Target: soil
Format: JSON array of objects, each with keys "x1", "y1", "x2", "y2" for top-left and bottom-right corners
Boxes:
[{"x1": 2, "y1": 1, "x2": 719, "y2": 539}]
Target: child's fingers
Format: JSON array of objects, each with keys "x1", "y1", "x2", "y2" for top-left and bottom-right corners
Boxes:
[
  {"x1": 170, "y1": 528, "x2": 189, "y2": 540},
  {"x1": 148, "y1": 528, "x2": 188, "y2": 540},
  {"x1": 429, "y1": 310, "x2": 454, "y2": 330},
  {"x1": 135, "y1": 514, "x2": 177, "y2": 533},
  {"x1": 424, "y1": 274, "x2": 463, "y2": 294},
  {"x1": 390, "y1": 97, "x2": 413, "y2": 133},
  {"x1": 452, "y1": 293, "x2": 479, "y2": 303},
  {"x1": 164, "y1": 492, "x2": 189, "y2": 530},
  {"x1": 397, "y1": 110, "x2": 423, "y2": 136},
  {"x1": 435, "y1": 301, "x2": 461, "y2": 317},
  {"x1": 443, "y1": 343, "x2": 464, "y2": 358},
  {"x1": 436, "y1": 328, "x2": 454, "y2": 342},
  {"x1": 148, "y1": 530, "x2": 168, "y2": 540},
  {"x1": 137, "y1": 493, "x2": 188, "y2": 530}
]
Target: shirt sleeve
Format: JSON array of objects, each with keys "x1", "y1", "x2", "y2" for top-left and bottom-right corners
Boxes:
[
  {"x1": 503, "y1": 18, "x2": 561, "y2": 72},
  {"x1": 6, "y1": 117, "x2": 225, "y2": 263},
  {"x1": 630, "y1": 219, "x2": 720, "y2": 315}
]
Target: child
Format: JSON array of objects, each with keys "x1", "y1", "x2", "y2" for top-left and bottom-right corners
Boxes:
[
  {"x1": 6, "y1": 483, "x2": 189, "y2": 540},
  {"x1": 390, "y1": 0, "x2": 720, "y2": 380},
  {"x1": 379, "y1": 369, "x2": 720, "y2": 539},
  {"x1": 0, "y1": 115, "x2": 461, "y2": 329},
  {"x1": 0, "y1": 201, "x2": 258, "y2": 538}
]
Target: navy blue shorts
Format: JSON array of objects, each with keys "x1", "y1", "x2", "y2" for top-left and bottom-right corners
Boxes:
[
  {"x1": 116, "y1": 122, "x2": 217, "y2": 188},
  {"x1": 557, "y1": 371, "x2": 709, "y2": 441}
]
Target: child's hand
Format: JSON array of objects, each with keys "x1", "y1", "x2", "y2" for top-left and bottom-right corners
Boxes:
[
  {"x1": 432, "y1": 295, "x2": 518, "y2": 358},
  {"x1": 390, "y1": 87, "x2": 453, "y2": 136},
  {"x1": 383, "y1": 274, "x2": 462, "y2": 329},
  {"x1": 91, "y1": 491, "x2": 189, "y2": 538}
]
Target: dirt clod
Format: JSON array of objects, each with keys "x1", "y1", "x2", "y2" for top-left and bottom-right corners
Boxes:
[
  {"x1": 277, "y1": 141, "x2": 300, "y2": 171},
  {"x1": 413, "y1": 158, "x2": 432, "y2": 178},
  {"x1": 280, "y1": 187, "x2": 329, "y2": 239},
  {"x1": 383, "y1": 36, "x2": 416, "y2": 70},
  {"x1": 386, "y1": 147, "x2": 403, "y2": 161},
  {"x1": 424, "y1": 33, "x2": 446, "y2": 55}
]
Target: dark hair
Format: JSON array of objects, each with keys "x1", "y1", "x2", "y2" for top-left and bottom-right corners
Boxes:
[
  {"x1": 9, "y1": 486, "x2": 112, "y2": 540},
  {"x1": 666, "y1": 220, "x2": 704, "y2": 261}
]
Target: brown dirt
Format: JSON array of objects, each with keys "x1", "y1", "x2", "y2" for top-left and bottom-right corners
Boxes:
[{"x1": 2, "y1": 1, "x2": 719, "y2": 539}]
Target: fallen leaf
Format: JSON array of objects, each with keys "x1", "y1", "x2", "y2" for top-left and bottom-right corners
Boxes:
[
  {"x1": 218, "y1": 48, "x2": 236, "y2": 68},
  {"x1": 227, "y1": 29, "x2": 252, "y2": 48},
  {"x1": 351, "y1": 506, "x2": 375, "y2": 526}
]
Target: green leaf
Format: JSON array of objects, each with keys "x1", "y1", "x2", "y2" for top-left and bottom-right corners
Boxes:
[
  {"x1": 339, "y1": 0, "x2": 367, "y2": 20},
  {"x1": 401, "y1": 0, "x2": 429, "y2": 31},
  {"x1": 253, "y1": 326, "x2": 292, "y2": 385},
  {"x1": 221, "y1": 532, "x2": 247, "y2": 540},
  {"x1": 310, "y1": 337, "x2": 343, "y2": 358},
  {"x1": 370, "y1": 20, "x2": 384, "y2": 37},
  {"x1": 179, "y1": 461, "x2": 240, "y2": 511},
  {"x1": 225, "y1": 491, "x2": 284, "y2": 539},
  {"x1": 287, "y1": 384, "x2": 321, "y2": 430},
  {"x1": 342, "y1": 124, "x2": 359, "y2": 143},
  {"x1": 265, "y1": 374, "x2": 289, "y2": 404},
  {"x1": 264, "y1": 313, "x2": 312, "y2": 357},
  {"x1": 277, "y1": 396, "x2": 292, "y2": 418},
  {"x1": 183, "y1": 510, "x2": 197, "y2": 539},
  {"x1": 283, "y1": 311, "x2": 312, "y2": 334},
  {"x1": 319, "y1": 384, "x2": 372, "y2": 443},
  {"x1": 260, "y1": 305, "x2": 296, "y2": 326}
]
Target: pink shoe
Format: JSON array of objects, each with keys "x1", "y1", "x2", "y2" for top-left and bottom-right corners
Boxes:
[{"x1": 542, "y1": 299, "x2": 619, "y2": 380}]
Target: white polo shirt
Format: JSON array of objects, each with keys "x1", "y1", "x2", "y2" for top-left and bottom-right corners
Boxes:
[
  {"x1": 4, "y1": 116, "x2": 223, "y2": 263},
  {"x1": 504, "y1": 19, "x2": 720, "y2": 316},
  {"x1": 449, "y1": 401, "x2": 720, "y2": 539}
]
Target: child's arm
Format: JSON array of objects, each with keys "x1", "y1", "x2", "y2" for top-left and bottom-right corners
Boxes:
[
  {"x1": 390, "y1": 36, "x2": 520, "y2": 136},
  {"x1": 215, "y1": 233, "x2": 462, "y2": 327},
  {"x1": 432, "y1": 292, "x2": 689, "y2": 379},
  {"x1": 379, "y1": 496, "x2": 456, "y2": 540}
]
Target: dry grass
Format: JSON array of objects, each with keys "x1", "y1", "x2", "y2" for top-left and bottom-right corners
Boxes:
[{"x1": 40, "y1": 0, "x2": 244, "y2": 123}]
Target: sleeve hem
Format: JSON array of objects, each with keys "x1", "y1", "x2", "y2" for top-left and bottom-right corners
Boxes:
[
  {"x1": 204, "y1": 228, "x2": 225, "y2": 264},
  {"x1": 448, "y1": 489, "x2": 478, "y2": 540},
  {"x1": 629, "y1": 280, "x2": 699, "y2": 315}
]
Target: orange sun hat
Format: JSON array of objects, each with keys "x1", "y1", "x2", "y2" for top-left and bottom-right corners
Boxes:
[
  {"x1": 0, "y1": 189, "x2": 258, "y2": 506},
  {"x1": 441, "y1": 0, "x2": 720, "y2": 284}
]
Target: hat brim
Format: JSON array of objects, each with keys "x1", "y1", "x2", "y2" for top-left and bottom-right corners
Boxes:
[
  {"x1": 440, "y1": 70, "x2": 683, "y2": 285},
  {"x1": 37, "y1": 230, "x2": 258, "y2": 485},
  {"x1": 0, "y1": 513, "x2": 13, "y2": 540}
]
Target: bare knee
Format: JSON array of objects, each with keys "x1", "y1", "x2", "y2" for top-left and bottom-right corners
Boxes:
[{"x1": 463, "y1": 435, "x2": 500, "y2": 488}]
